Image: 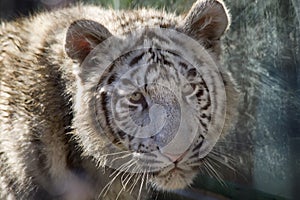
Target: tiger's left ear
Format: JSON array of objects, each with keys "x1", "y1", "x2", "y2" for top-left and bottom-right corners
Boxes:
[
  {"x1": 65, "y1": 19, "x2": 112, "y2": 63},
  {"x1": 179, "y1": 0, "x2": 230, "y2": 56}
]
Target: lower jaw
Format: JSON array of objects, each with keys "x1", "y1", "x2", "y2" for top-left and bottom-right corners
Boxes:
[{"x1": 150, "y1": 171, "x2": 197, "y2": 191}]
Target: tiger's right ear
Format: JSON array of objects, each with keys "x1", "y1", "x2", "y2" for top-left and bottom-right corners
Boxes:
[{"x1": 65, "y1": 19, "x2": 112, "y2": 63}]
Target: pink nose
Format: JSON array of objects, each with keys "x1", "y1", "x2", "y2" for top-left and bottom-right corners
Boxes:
[{"x1": 162, "y1": 150, "x2": 189, "y2": 162}]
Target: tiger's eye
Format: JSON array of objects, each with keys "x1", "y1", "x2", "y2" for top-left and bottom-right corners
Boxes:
[{"x1": 129, "y1": 92, "x2": 143, "y2": 103}]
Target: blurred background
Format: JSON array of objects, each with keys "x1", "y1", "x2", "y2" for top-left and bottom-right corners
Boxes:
[{"x1": 0, "y1": 0, "x2": 299, "y2": 200}]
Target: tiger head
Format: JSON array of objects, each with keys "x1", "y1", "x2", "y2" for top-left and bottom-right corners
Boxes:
[{"x1": 65, "y1": 0, "x2": 238, "y2": 191}]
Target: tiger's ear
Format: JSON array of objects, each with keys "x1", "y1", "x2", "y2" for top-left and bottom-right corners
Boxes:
[
  {"x1": 179, "y1": 0, "x2": 230, "y2": 56},
  {"x1": 65, "y1": 19, "x2": 112, "y2": 63}
]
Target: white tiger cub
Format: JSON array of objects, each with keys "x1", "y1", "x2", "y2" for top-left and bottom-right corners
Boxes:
[{"x1": 0, "y1": 0, "x2": 238, "y2": 199}]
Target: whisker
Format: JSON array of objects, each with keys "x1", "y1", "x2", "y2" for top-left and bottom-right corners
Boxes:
[
  {"x1": 204, "y1": 159, "x2": 227, "y2": 187},
  {"x1": 116, "y1": 187, "x2": 125, "y2": 200},
  {"x1": 145, "y1": 171, "x2": 150, "y2": 190},
  {"x1": 208, "y1": 153, "x2": 248, "y2": 181},
  {"x1": 109, "y1": 159, "x2": 135, "y2": 178},
  {"x1": 216, "y1": 140, "x2": 254, "y2": 146},
  {"x1": 99, "y1": 174, "x2": 118, "y2": 198},
  {"x1": 121, "y1": 162, "x2": 138, "y2": 189},
  {"x1": 100, "y1": 159, "x2": 136, "y2": 198},
  {"x1": 95, "y1": 150, "x2": 132, "y2": 169},
  {"x1": 109, "y1": 153, "x2": 132, "y2": 164},
  {"x1": 97, "y1": 151, "x2": 132, "y2": 163},
  {"x1": 202, "y1": 161, "x2": 214, "y2": 179},
  {"x1": 210, "y1": 150, "x2": 240, "y2": 164},
  {"x1": 124, "y1": 172, "x2": 136, "y2": 190},
  {"x1": 207, "y1": 153, "x2": 236, "y2": 172},
  {"x1": 129, "y1": 171, "x2": 142, "y2": 194},
  {"x1": 137, "y1": 172, "x2": 146, "y2": 200},
  {"x1": 100, "y1": 150, "x2": 132, "y2": 157}
]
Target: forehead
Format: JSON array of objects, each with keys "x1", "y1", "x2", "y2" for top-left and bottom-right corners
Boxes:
[
  {"x1": 123, "y1": 49, "x2": 201, "y2": 79},
  {"x1": 107, "y1": 9, "x2": 180, "y2": 35},
  {"x1": 84, "y1": 27, "x2": 218, "y2": 92}
]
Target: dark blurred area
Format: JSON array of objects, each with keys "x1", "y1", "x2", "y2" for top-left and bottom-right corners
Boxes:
[
  {"x1": 0, "y1": 0, "x2": 75, "y2": 20},
  {"x1": 0, "y1": 0, "x2": 37, "y2": 20}
]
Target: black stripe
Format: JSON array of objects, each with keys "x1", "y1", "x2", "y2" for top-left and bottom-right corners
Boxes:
[
  {"x1": 163, "y1": 59, "x2": 172, "y2": 66},
  {"x1": 199, "y1": 119, "x2": 208, "y2": 131},
  {"x1": 202, "y1": 80, "x2": 209, "y2": 92},
  {"x1": 99, "y1": 92, "x2": 108, "y2": 124},
  {"x1": 128, "y1": 135, "x2": 134, "y2": 142},
  {"x1": 201, "y1": 98, "x2": 211, "y2": 110},
  {"x1": 179, "y1": 62, "x2": 188, "y2": 70},
  {"x1": 196, "y1": 88, "x2": 204, "y2": 98},
  {"x1": 129, "y1": 52, "x2": 145, "y2": 66},
  {"x1": 107, "y1": 74, "x2": 116, "y2": 84},
  {"x1": 219, "y1": 72, "x2": 227, "y2": 86},
  {"x1": 187, "y1": 68, "x2": 197, "y2": 77},
  {"x1": 192, "y1": 135, "x2": 205, "y2": 152},
  {"x1": 118, "y1": 131, "x2": 126, "y2": 139}
]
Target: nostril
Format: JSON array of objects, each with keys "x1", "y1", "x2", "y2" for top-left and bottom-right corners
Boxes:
[{"x1": 161, "y1": 150, "x2": 189, "y2": 163}]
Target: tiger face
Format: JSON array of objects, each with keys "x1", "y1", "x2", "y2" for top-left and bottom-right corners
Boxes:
[{"x1": 65, "y1": 0, "x2": 235, "y2": 192}]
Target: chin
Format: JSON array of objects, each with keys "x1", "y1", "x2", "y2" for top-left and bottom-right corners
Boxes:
[{"x1": 150, "y1": 168, "x2": 198, "y2": 191}]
